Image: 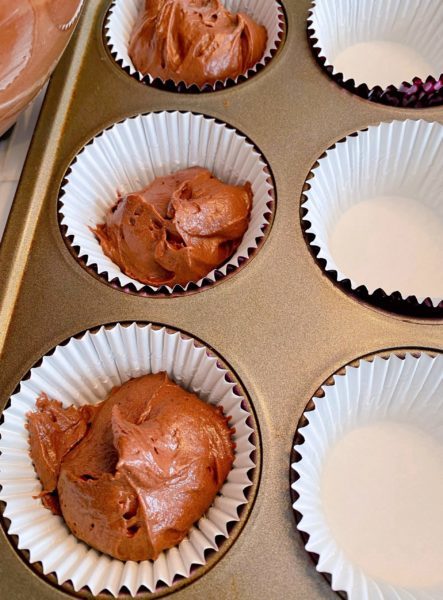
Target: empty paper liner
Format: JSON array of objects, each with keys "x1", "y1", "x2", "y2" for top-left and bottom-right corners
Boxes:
[
  {"x1": 105, "y1": 0, "x2": 285, "y2": 92},
  {"x1": 59, "y1": 111, "x2": 275, "y2": 295},
  {"x1": 302, "y1": 119, "x2": 443, "y2": 316},
  {"x1": 0, "y1": 323, "x2": 257, "y2": 597},
  {"x1": 292, "y1": 351, "x2": 443, "y2": 599},
  {"x1": 308, "y1": 0, "x2": 443, "y2": 108}
]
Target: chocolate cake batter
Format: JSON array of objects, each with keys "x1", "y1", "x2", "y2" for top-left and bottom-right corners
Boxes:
[
  {"x1": 0, "y1": 0, "x2": 83, "y2": 136},
  {"x1": 27, "y1": 373, "x2": 235, "y2": 561},
  {"x1": 128, "y1": 0, "x2": 268, "y2": 87},
  {"x1": 94, "y1": 167, "x2": 253, "y2": 287}
]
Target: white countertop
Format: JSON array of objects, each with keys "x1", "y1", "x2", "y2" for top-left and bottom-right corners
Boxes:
[{"x1": 0, "y1": 88, "x2": 46, "y2": 242}]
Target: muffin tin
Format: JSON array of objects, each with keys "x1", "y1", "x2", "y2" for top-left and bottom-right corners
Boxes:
[{"x1": 0, "y1": 0, "x2": 442, "y2": 599}]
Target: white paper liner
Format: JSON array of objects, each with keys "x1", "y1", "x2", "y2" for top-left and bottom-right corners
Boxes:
[
  {"x1": 309, "y1": 0, "x2": 443, "y2": 89},
  {"x1": 0, "y1": 323, "x2": 256, "y2": 597},
  {"x1": 302, "y1": 119, "x2": 443, "y2": 307},
  {"x1": 59, "y1": 111, "x2": 274, "y2": 294},
  {"x1": 105, "y1": 0, "x2": 284, "y2": 90},
  {"x1": 291, "y1": 352, "x2": 443, "y2": 600}
]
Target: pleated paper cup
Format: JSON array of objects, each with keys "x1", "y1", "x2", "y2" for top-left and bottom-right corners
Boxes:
[
  {"x1": 291, "y1": 351, "x2": 443, "y2": 600},
  {"x1": 59, "y1": 111, "x2": 274, "y2": 295},
  {"x1": 105, "y1": 0, "x2": 285, "y2": 91},
  {"x1": 308, "y1": 0, "x2": 443, "y2": 107},
  {"x1": 302, "y1": 119, "x2": 443, "y2": 315},
  {"x1": 0, "y1": 323, "x2": 257, "y2": 597}
]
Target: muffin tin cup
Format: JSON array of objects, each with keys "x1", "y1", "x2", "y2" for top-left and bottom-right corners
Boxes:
[
  {"x1": 302, "y1": 119, "x2": 443, "y2": 316},
  {"x1": 308, "y1": 0, "x2": 443, "y2": 108},
  {"x1": 291, "y1": 351, "x2": 443, "y2": 600},
  {"x1": 59, "y1": 110, "x2": 275, "y2": 295},
  {"x1": 105, "y1": 0, "x2": 285, "y2": 92},
  {"x1": 0, "y1": 323, "x2": 257, "y2": 597}
]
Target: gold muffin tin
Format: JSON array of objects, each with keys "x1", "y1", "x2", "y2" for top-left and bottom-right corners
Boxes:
[{"x1": 0, "y1": 1, "x2": 442, "y2": 598}]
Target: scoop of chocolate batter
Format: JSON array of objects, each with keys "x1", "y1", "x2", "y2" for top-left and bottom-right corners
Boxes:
[
  {"x1": 128, "y1": 0, "x2": 268, "y2": 87},
  {"x1": 27, "y1": 373, "x2": 234, "y2": 561},
  {"x1": 94, "y1": 167, "x2": 252, "y2": 287}
]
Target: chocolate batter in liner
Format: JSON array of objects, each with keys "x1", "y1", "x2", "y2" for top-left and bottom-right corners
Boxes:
[
  {"x1": 308, "y1": 0, "x2": 443, "y2": 108},
  {"x1": 105, "y1": 0, "x2": 285, "y2": 92},
  {"x1": 58, "y1": 111, "x2": 275, "y2": 296},
  {"x1": 93, "y1": 167, "x2": 253, "y2": 289},
  {"x1": 27, "y1": 373, "x2": 235, "y2": 562},
  {"x1": 0, "y1": 323, "x2": 258, "y2": 596}
]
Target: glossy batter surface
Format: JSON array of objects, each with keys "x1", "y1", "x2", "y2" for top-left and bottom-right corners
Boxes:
[
  {"x1": 0, "y1": 0, "x2": 82, "y2": 135},
  {"x1": 94, "y1": 167, "x2": 253, "y2": 287},
  {"x1": 27, "y1": 373, "x2": 235, "y2": 561},
  {"x1": 128, "y1": 0, "x2": 267, "y2": 87}
]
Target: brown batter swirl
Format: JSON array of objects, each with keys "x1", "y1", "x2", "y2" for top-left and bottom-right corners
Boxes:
[
  {"x1": 94, "y1": 167, "x2": 252, "y2": 287},
  {"x1": 27, "y1": 373, "x2": 235, "y2": 561},
  {"x1": 128, "y1": 0, "x2": 268, "y2": 87}
]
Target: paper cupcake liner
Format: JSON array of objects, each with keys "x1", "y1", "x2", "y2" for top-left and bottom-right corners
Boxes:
[
  {"x1": 291, "y1": 350, "x2": 443, "y2": 600},
  {"x1": 308, "y1": 0, "x2": 443, "y2": 108},
  {"x1": 104, "y1": 0, "x2": 285, "y2": 92},
  {"x1": 302, "y1": 119, "x2": 443, "y2": 317},
  {"x1": 0, "y1": 323, "x2": 257, "y2": 597},
  {"x1": 59, "y1": 111, "x2": 275, "y2": 295}
]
